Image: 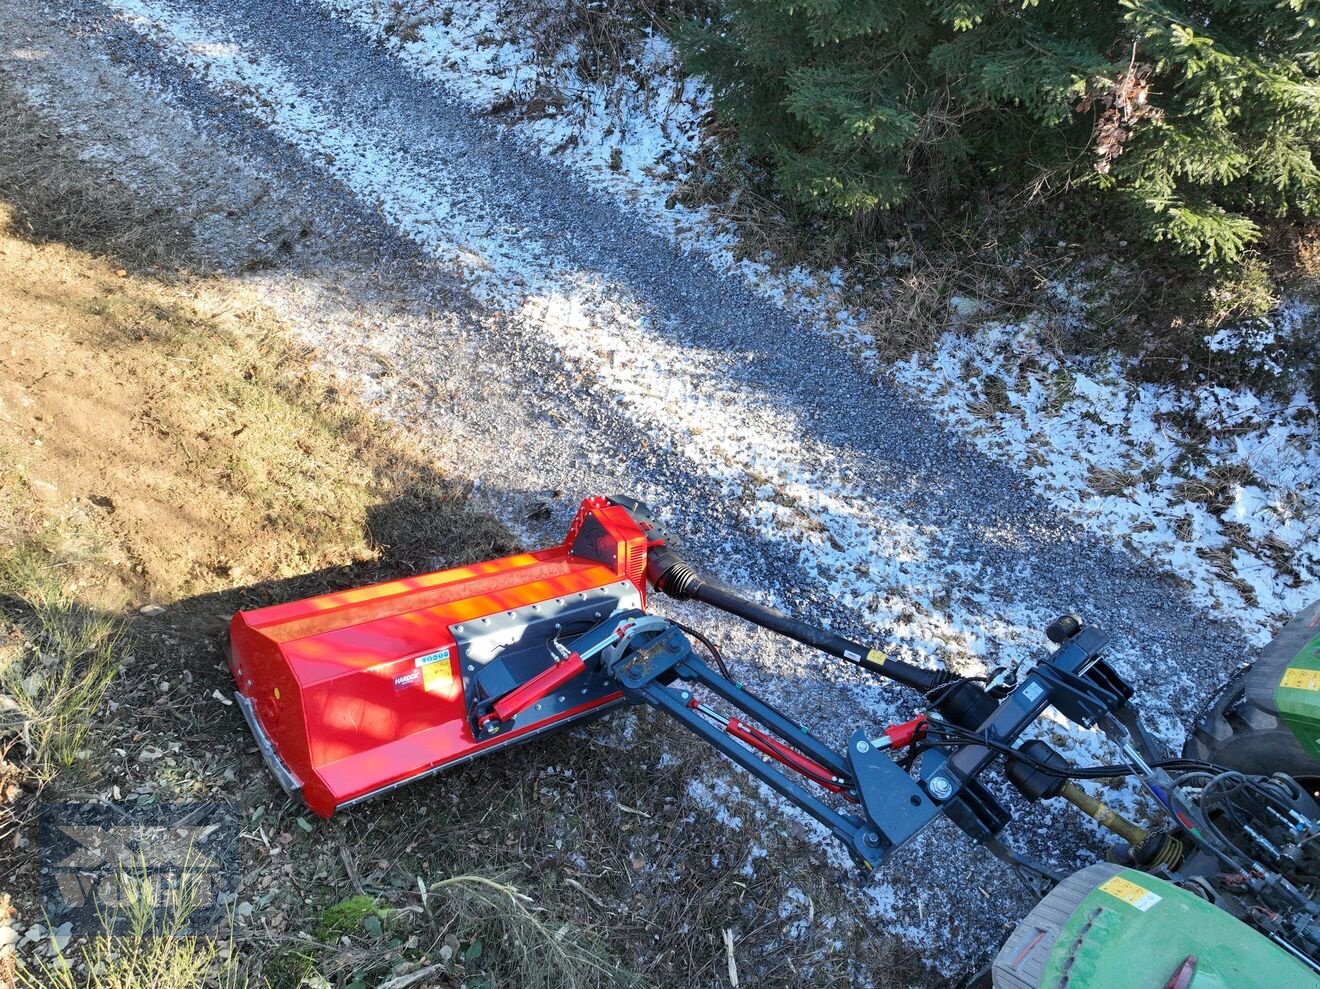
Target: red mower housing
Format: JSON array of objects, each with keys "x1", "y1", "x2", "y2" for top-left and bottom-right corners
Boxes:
[{"x1": 228, "y1": 497, "x2": 650, "y2": 816}]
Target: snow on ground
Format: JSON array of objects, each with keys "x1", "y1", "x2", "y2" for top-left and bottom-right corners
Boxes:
[
  {"x1": 897, "y1": 311, "x2": 1318, "y2": 643},
  {"x1": 308, "y1": 0, "x2": 1318, "y2": 643}
]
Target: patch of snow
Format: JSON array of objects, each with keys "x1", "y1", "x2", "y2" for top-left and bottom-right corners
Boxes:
[{"x1": 894, "y1": 320, "x2": 1317, "y2": 641}]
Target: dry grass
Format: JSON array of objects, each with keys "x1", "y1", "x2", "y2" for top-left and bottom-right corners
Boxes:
[
  {"x1": 1086, "y1": 466, "x2": 1142, "y2": 497},
  {"x1": 0, "y1": 543, "x2": 121, "y2": 783},
  {"x1": 422, "y1": 874, "x2": 629, "y2": 988},
  {"x1": 0, "y1": 81, "x2": 192, "y2": 273},
  {"x1": 1174, "y1": 463, "x2": 1265, "y2": 517},
  {"x1": 20, "y1": 861, "x2": 249, "y2": 989},
  {"x1": 257, "y1": 876, "x2": 634, "y2": 989},
  {"x1": 489, "y1": 0, "x2": 713, "y2": 113},
  {"x1": 212, "y1": 701, "x2": 933, "y2": 988}
]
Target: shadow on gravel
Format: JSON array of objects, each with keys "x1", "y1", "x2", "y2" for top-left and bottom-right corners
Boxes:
[{"x1": 0, "y1": 57, "x2": 317, "y2": 278}]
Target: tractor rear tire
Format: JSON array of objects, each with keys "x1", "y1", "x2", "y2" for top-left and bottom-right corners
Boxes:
[{"x1": 1184, "y1": 666, "x2": 1320, "y2": 784}]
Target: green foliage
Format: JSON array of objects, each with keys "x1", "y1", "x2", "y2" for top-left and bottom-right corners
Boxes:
[
  {"x1": 314, "y1": 895, "x2": 388, "y2": 942},
  {"x1": 681, "y1": 1, "x2": 1320, "y2": 267}
]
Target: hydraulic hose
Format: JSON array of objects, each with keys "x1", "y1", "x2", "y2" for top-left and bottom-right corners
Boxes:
[{"x1": 646, "y1": 544, "x2": 943, "y2": 694}]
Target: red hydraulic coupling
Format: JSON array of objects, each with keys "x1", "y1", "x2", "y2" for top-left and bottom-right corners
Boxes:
[{"x1": 873, "y1": 714, "x2": 928, "y2": 751}]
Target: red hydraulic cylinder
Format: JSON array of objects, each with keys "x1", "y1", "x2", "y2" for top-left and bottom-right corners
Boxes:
[
  {"x1": 724, "y1": 714, "x2": 850, "y2": 795},
  {"x1": 489, "y1": 654, "x2": 588, "y2": 726}
]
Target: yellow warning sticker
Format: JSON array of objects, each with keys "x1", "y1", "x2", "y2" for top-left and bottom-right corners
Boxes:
[
  {"x1": 1281, "y1": 668, "x2": 1320, "y2": 692},
  {"x1": 1099, "y1": 875, "x2": 1162, "y2": 912},
  {"x1": 866, "y1": 649, "x2": 887, "y2": 665},
  {"x1": 422, "y1": 659, "x2": 455, "y2": 693}
]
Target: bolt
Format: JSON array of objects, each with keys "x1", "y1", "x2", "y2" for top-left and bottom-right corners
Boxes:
[
  {"x1": 863, "y1": 832, "x2": 881, "y2": 848},
  {"x1": 467, "y1": 665, "x2": 475, "y2": 672},
  {"x1": 928, "y1": 776, "x2": 953, "y2": 800},
  {"x1": 855, "y1": 740, "x2": 870, "y2": 754}
]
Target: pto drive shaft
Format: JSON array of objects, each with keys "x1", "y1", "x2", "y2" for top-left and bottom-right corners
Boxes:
[{"x1": 641, "y1": 539, "x2": 943, "y2": 695}]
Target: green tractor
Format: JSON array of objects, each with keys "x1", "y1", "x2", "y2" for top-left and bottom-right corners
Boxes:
[{"x1": 988, "y1": 600, "x2": 1320, "y2": 987}]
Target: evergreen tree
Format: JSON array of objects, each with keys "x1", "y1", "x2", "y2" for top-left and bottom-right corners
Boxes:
[{"x1": 681, "y1": 1, "x2": 1320, "y2": 267}]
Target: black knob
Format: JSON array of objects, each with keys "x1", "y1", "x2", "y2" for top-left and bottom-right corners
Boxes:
[{"x1": 1046, "y1": 615, "x2": 1082, "y2": 644}]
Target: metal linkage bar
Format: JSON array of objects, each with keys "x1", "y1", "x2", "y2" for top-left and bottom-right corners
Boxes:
[
  {"x1": 603, "y1": 625, "x2": 889, "y2": 869},
  {"x1": 690, "y1": 700, "x2": 855, "y2": 797},
  {"x1": 678, "y1": 654, "x2": 852, "y2": 780}
]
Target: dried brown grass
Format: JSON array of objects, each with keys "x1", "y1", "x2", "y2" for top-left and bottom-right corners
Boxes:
[{"x1": 0, "y1": 78, "x2": 191, "y2": 272}]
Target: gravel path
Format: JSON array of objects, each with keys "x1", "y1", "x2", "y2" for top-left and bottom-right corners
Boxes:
[{"x1": 14, "y1": 0, "x2": 1261, "y2": 968}]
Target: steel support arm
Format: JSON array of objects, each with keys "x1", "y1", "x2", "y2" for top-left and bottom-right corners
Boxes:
[{"x1": 601, "y1": 623, "x2": 937, "y2": 870}]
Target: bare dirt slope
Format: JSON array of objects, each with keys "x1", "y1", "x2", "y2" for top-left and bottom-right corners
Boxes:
[{"x1": 2, "y1": 235, "x2": 377, "y2": 606}]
